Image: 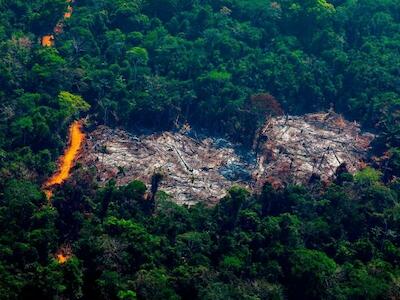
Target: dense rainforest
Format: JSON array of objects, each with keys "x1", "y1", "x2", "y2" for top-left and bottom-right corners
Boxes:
[{"x1": 1, "y1": 0, "x2": 400, "y2": 299}]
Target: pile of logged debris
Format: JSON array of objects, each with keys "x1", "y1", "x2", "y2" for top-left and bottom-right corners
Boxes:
[
  {"x1": 77, "y1": 112, "x2": 374, "y2": 205},
  {"x1": 254, "y1": 112, "x2": 375, "y2": 188}
]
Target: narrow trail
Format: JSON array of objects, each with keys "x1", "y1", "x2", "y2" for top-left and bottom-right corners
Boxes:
[
  {"x1": 41, "y1": 0, "x2": 81, "y2": 200},
  {"x1": 55, "y1": 245, "x2": 73, "y2": 264},
  {"x1": 41, "y1": 0, "x2": 73, "y2": 47},
  {"x1": 42, "y1": 120, "x2": 84, "y2": 265},
  {"x1": 43, "y1": 120, "x2": 85, "y2": 199},
  {"x1": 41, "y1": 1, "x2": 82, "y2": 264}
]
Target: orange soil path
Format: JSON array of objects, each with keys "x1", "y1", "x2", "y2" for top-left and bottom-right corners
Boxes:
[
  {"x1": 41, "y1": 0, "x2": 78, "y2": 265},
  {"x1": 55, "y1": 245, "x2": 72, "y2": 264},
  {"x1": 43, "y1": 120, "x2": 85, "y2": 199},
  {"x1": 41, "y1": 0, "x2": 73, "y2": 47}
]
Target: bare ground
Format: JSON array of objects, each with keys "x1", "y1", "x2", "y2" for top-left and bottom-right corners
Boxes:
[{"x1": 78, "y1": 112, "x2": 374, "y2": 205}]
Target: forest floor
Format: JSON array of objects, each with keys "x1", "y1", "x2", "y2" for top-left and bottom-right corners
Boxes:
[{"x1": 77, "y1": 112, "x2": 374, "y2": 205}]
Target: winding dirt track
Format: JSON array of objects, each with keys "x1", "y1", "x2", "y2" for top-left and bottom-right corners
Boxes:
[
  {"x1": 41, "y1": 0, "x2": 83, "y2": 201},
  {"x1": 41, "y1": 0, "x2": 73, "y2": 46},
  {"x1": 43, "y1": 120, "x2": 85, "y2": 199}
]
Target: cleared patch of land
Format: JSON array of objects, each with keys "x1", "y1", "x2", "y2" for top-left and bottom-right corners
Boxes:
[
  {"x1": 78, "y1": 112, "x2": 374, "y2": 205},
  {"x1": 254, "y1": 112, "x2": 374, "y2": 188},
  {"x1": 79, "y1": 126, "x2": 253, "y2": 205}
]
